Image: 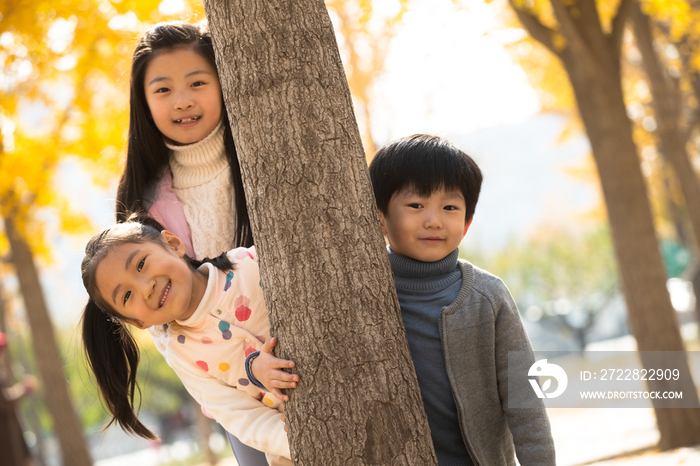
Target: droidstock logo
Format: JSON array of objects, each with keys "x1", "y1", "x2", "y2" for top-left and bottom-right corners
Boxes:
[{"x1": 528, "y1": 359, "x2": 568, "y2": 399}]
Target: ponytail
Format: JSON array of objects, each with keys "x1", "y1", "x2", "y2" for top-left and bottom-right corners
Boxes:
[
  {"x1": 186, "y1": 251, "x2": 234, "y2": 273},
  {"x1": 81, "y1": 299, "x2": 158, "y2": 441}
]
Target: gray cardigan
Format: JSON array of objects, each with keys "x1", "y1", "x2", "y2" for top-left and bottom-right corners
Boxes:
[{"x1": 441, "y1": 260, "x2": 556, "y2": 466}]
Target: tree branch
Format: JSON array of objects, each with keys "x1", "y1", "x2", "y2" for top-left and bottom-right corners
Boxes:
[
  {"x1": 610, "y1": 0, "x2": 635, "y2": 58},
  {"x1": 508, "y1": 0, "x2": 560, "y2": 58},
  {"x1": 549, "y1": 0, "x2": 593, "y2": 58}
]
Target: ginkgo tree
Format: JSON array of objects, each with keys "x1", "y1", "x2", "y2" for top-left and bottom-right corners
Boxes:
[
  {"x1": 503, "y1": 0, "x2": 700, "y2": 303},
  {"x1": 0, "y1": 1, "x2": 206, "y2": 463},
  {"x1": 632, "y1": 1, "x2": 700, "y2": 322},
  {"x1": 499, "y1": 0, "x2": 700, "y2": 449},
  {"x1": 630, "y1": 3, "x2": 700, "y2": 257},
  {"x1": 505, "y1": 2, "x2": 700, "y2": 293}
]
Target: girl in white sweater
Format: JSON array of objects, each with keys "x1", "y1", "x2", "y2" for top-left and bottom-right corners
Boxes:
[{"x1": 112, "y1": 21, "x2": 282, "y2": 464}]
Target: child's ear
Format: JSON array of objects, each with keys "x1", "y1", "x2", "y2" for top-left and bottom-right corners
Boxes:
[
  {"x1": 378, "y1": 209, "x2": 388, "y2": 236},
  {"x1": 463, "y1": 216, "x2": 474, "y2": 238},
  {"x1": 161, "y1": 230, "x2": 186, "y2": 258},
  {"x1": 125, "y1": 318, "x2": 149, "y2": 330}
]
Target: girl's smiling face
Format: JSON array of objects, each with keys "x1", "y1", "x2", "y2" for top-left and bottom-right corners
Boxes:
[
  {"x1": 94, "y1": 232, "x2": 207, "y2": 329},
  {"x1": 144, "y1": 47, "x2": 223, "y2": 145}
]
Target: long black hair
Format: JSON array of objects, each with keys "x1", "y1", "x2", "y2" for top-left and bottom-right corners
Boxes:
[
  {"x1": 116, "y1": 21, "x2": 253, "y2": 248},
  {"x1": 369, "y1": 134, "x2": 483, "y2": 222},
  {"x1": 81, "y1": 216, "x2": 234, "y2": 439}
]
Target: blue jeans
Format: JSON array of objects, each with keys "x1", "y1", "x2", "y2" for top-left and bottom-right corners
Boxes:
[{"x1": 226, "y1": 431, "x2": 268, "y2": 465}]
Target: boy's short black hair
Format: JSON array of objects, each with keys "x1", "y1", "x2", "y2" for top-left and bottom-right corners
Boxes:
[{"x1": 369, "y1": 134, "x2": 483, "y2": 221}]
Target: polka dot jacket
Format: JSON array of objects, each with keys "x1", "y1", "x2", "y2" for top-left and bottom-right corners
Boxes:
[{"x1": 164, "y1": 246, "x2": 281, "y2": 410}]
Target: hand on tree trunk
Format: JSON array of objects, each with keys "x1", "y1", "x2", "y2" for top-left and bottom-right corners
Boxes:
[{"x1": 250, "y1": 337, "x2": 298, "y2": 401}]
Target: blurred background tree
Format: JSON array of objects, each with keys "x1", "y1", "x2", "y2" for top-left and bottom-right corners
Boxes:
[
  {"x1": 502, "y1": 0, "x2": 700, "y2": 449},
  {"x1": 467, "y1": 224, "x2": 619, "y2": 350},
  {"x1": 502, "y1": 0, "x2": 700, "y2": 319}
]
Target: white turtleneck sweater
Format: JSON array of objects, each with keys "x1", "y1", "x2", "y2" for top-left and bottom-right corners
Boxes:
[{"x1": 166, "y1": 119, "x2": 237, "y2": 260}]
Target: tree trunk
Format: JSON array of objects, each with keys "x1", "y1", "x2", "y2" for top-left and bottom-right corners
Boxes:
[
  {"x1": 4, "y1": 216, "x2": 93, "y2": 466},
  {"x1": 632, "y1": 6, "x2": 700, "y2": 258},
  {"x1": 660, "y1": 169, "x2": 691, "y2": 249},
  {"x1": 510, "y1": 0, "x2": 700, "y2": 450},
  {"x1": 634, "y1": 8, "x2": 700, "y2": 335},
  {"x1": 0, "y1": 283, "x2": 49, "y2": 466},
  {"x1": 564, "y1": 18, "x2": 700, "y2": 456},
  {"x1": 202, "y1": 0, "x2": 437, "y2": 464},
  {"x1": 0, "y1": 281, "x2": 15, "y2": 381}
]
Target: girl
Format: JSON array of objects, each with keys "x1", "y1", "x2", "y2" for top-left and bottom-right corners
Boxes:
[
  {"x1": 115, "y1": 21, "x2": 267, "y2": 463},
  {"x1": 116, "y1": 20, "x2": 252, "y2": 259},
  {"x1": 81, "y1": 219, "x2": 297, "y2": 466}
]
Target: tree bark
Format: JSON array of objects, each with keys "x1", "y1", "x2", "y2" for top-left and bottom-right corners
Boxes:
[
  {"x1": 4, "y1": 216, "x2": 93, "y2": 466},
  {"x1": 202, "y1": 0, "x2": 437, "y2": 464},
  {"x1": 511, "y1": 0, "x2": 700, "y2": 450}
]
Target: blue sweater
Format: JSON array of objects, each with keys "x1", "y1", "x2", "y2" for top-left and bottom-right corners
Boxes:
[{"x1": 389, "y1": 247, "x2": 473, "y2": 466}]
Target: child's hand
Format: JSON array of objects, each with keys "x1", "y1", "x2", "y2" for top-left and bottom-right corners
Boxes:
[{"x1": 251, "y1": 337, "x2": 298, "y2": 401}]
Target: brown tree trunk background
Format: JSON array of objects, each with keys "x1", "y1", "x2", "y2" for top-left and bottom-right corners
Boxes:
[
  {"x1": 635, "y1": 7, "x2": 700, "y2": 334},
  {"x1": 632, "y1": 5, "x2": 700, "y2": 258},
  {"x1": 567, "y1": 56, "x2": 700, "y2": 450},
  {"x1": 0, "y1": 282, "x2": 15, "y2": 381},
  {"x1": 0, "y1": 282, "x2": 49, "y2": 466},
  {"x1": 202, "y1": 0, "x2": 437, "y2": 464},
  {"x1": 510, "y1": 0, "x2": 700, "y2": 450},
  {"x1": 4, "y1": 216, "x2": 93, "y2": 466}
]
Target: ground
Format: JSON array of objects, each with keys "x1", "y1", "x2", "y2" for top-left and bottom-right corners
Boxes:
[
  {"x1": 193, "y1": 342, "x2": 700, "y2": 466},
  {"x1": 194, "y1": 435, "x2": 700, "y2": 466},
  {"x1": 549, "y1": 406, "x2": 700, "y2": 465}
]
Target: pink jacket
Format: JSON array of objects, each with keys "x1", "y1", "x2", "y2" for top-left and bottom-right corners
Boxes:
[{"x1": 147, "y1": 170, "x2": 196, "y2": 258}]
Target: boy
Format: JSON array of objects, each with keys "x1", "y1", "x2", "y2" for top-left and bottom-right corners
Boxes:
[{"x1": 369, "y1": 134, "x2": 555, "y2": 466}]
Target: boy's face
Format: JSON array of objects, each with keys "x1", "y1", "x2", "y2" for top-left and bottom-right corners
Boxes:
[{"x1": 379, "y1": 187, "x2": 472, "y2": 263}]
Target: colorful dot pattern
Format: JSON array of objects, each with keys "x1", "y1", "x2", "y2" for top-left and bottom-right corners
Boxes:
[
  {"x1": 234, "y1": 296, "x2": 252, "y2": 322},
  {"x1": 224, "y1": 271, "x2": 234, "y2": 291},
  {"x1": 244, "y1": 344, "x2": 256, "y2": 357},
  {"x1": 164, "y1": 247, "x2": 281, "y2": 410}
]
